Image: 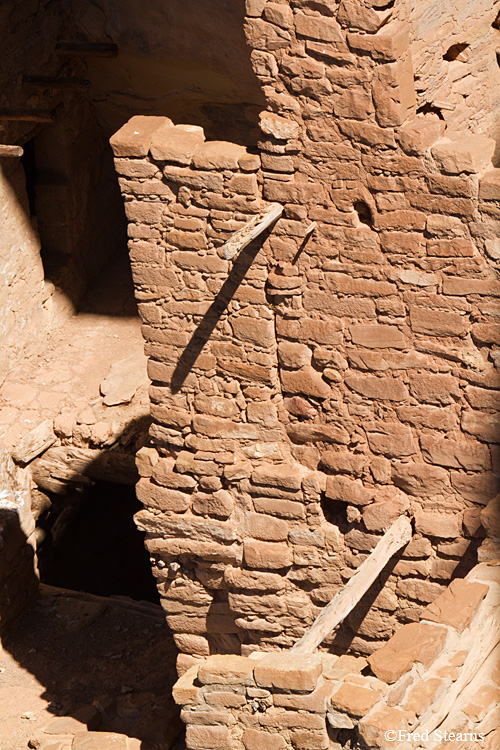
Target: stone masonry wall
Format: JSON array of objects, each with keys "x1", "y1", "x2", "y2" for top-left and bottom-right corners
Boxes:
[
  {"x1": 112, "y1": 0, "x2": 500, "y2": 672},
  {"x1": 173, "y1": 563, "x2": 500, "y2": 750}
]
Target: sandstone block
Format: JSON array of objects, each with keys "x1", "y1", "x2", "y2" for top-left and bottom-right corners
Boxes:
[
  {"x1": 350, "y1": 324, "x2": 405, "y2": 349},
  {"x1": 278, "y1": 341, "x2": 311, "y2": 369},
  {"x1": 397, "y1": 405, "x2": 458, "y2": 431},
  {"x1": 192, "y1": 490, "x2": 234, "y2": 519},
  {"x1": 172, "y1": 665, "x2": 201, "y2": 705},
  {"x1": 396, "y1": 578, "x2": 445, "y2": 604},
  {"x1": 372, "y1": 56, "x2": 416, "y2": 127},
  {"x1": 280, "y1": 366, "x2": 331, "y2": 399},
  {"x1": 333, "y1": 87, "x2": 373, "y2": 121},
  {"x1": 243, "y1": 729, "x2": 287, "y2": 750},
  {"x1": 320, "y1": 451, "x2": 367, "y2": 477},
  {"x1": 368, "y1": 622, "x2": 447, "y2": 683},
  {"x1": 345, "y1": 375, "x2": 408, "y2": 401},
  {"x1": 442, "y1": 277, "x2": 500, "y2": 296},
  {"x1": 362, "y1": 496, "x2": 409, "y2": 532},
  {"x1": 260, "y1": 111, "x2": 300, "y2": 140},
  {"x1": 423, "y1": 578, "x2": 489, "y2": 632},
  {"x1": 251, "y1": 463, "x2": 303, "y2": 491},
  {"x1": 295, "y1": 12, "x2": 342, "y2": 42},
  {"x1": 398, "y1": 117, "x2": 445, "y2": 156},
  {"x1": 472, "y1": 323, "x2": 500, "y2": 346},
  {"x1": 326, "y1": 476, "x2": 375, "y2": 506},
  {"x1": 110, "y1": 115, "x2": 171, "y2": 157},
  {"x1": 479, "y1": 169, "x2": 500, "y2": 200},
  {"x1": 247, "y1": 512, "x2": 289, "y2": 541},
  {"x1": 254, "y1": 652, "x2": 323, "y2": 692},
  {"x1": 408, "y1": 374, "x2": 461, "y2": 406},
  {"x1": 185, "y1": 724, "x2": 232, "y2": 750},
  {"x1": 244, "y1": 540, "x2": 293, "y2": 569},
  {"x1": 365, "y1": 422, "x2": 415, "y2": 458},
  {"x1": 431, "y1": 136, "x2": 496, "y2": 175},
  {"x1": 420, "y1": 435, "x2": 490, "y2": 471},
  {"x1": 450, "y1": 471, "x2": 500, "y2": 504},
  {"x1": 231, "y1": 316, "x2": 275, "y2": 349},
  {"x1": 426, "y1": 214, "x2": 465, "y2": 238},
  {"x1": 150, "y1": 124, "x2": 205, "y2": 164},
  {"x1": 358, "y1": 705, "x2": 415, "y2": 748},
  {"x1": 193, "y1": 415, "x2": 259, "y2": 440},
  {"x1": 392, "y1": 462, "x2": 449, "y2": 496},
  {"x1": 409, "y1": 307, "x2": 466, "y2": 337},
  {"x1": 462, "y1": 410, "x2": 500, "y2": 444},
  {"x1": 330, "y1": 682, "x2": 381, "y2": 718},
  {"x1": 191, "y1": 141, "x2": 247, "y2": 170},
  {"x1": 348, "y1": 21, "x2": 410, "y2": 61},
  {"x1": 245, "y1": 18, "x2": 292, "y2": 50},
  {"x1": 481, "y1": 495, "x2": 500, "y2": 539},
  {"x1": 198, "y1": 654, "x2": 255, "y2": 685},
  {"x1": 253, "y1": 496, "x2": 305, "y2": 519}
]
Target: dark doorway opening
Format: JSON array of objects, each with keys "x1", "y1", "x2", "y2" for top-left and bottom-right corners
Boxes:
[{"x1": 37, "y1": 481, "x2": 160, "y2": 605}]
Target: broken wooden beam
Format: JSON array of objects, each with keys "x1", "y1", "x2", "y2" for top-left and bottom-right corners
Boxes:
[
  {"x1": 23, "y1": 75, "x2": 91, "y2": 90},
  {"x1": 291, "y1": 515, "x2": 412, "y2": 654},
  {"x1": 55, "y1": 41, "x2": 118, "y2": 58},
  {"x1": 0, "y1": 108, "x2": 54, "y2": 122},
  {"x1": 12, "y1": 419, "x2": 56, "y2": 465},
  {"x1": 220, "y1": 202, "x2": 283, "y2": 260},
  {"x1": 30, "y1": 446, "x2": 139, "y2": 493},
  {"x1": 0, "y1": 144, "x2": 23, "y2": 158}
]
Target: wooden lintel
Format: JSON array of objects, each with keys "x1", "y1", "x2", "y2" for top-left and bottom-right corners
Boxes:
[
  {"x1": 291, "y1": 515, "x2": 412, "y2": 654},
  {"x1": 23, "y1": 75, "x2": 91, "y2": 90},
  {"x1": 0, "y1": 108, "x2": 54, "y2": 122},
  {"x1": 0, "y1": 144, "x2": 23, "y2": 158},
  {"x1": 30, "y1": 445, "x2": 139, "y2": 493},
  {"x1": 220, "y1": 202, "x2": 283, "y2": 260},
  {"x1": 55, "y1": 40, "x2": 118, "y2": 58}
]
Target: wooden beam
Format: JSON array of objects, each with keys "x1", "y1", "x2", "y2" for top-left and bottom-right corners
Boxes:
[
  {"x1": 220, "y1": 202, "x2": 283, "y2": 260},
  {"x1": 12, "y1": 419, "x2": 56, "y2": 465},
  {"x1": 55, "y1": 41, "x2": 118, "y2": 58},
  {"x1": 291, "y1": 516, "x2": 412, "y2": 654},
  {"x1": 23, "y1": 75, "x2": 90, "y2": 90},
  {"x1": 0, "y1": 108, "x2": 54, "y2": 122},
  {"x1": 30, "y1": 445, "x2": 138, "y2": 493},
  {"x1": 0, "y1": 144, "x2": 23, "y2": 158}
]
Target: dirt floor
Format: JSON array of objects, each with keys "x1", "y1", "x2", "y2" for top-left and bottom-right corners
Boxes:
[{"x1": 0, "y1": 585, "x2": 184, "y2": 750}]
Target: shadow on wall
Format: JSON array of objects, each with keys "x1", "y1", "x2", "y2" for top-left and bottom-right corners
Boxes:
[{"x1": 71, "y1": 0, "x2": 266, "y2": 144}]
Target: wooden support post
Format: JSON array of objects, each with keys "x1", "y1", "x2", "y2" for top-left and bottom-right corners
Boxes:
[
  {"x1": 0, "y1": 108, "x2": 54, "y2": 122},
  {"x1": 291, "y1": 516, "x2": 412, "y2": 654},
  {"x1": 0, "y1": 145, "x2": 23, "y2": 158},
  {"x1": 55, "y1": 41, "x2": 118, "y2": 57},
  {"x1": 23, "y1": 75, "x2": 91, "y2": 90},
  {"x1": 220, "y1": 202, "x2": 283, "y2": 260}
]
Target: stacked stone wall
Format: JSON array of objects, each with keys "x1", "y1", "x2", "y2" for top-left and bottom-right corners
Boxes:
[
  {"x1": 173, "y1": 563, "x2": 500, "y2": 750},
  {"x1": 112, "y1": 0, "x2": 500, "y2": 671}
]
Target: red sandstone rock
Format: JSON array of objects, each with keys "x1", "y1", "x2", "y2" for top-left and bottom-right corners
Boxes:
[
  {"x1": 431, "y1": 136, "x2": 496, "y2": 175},
  {"x1": 254, "y1": 653, "x2": 323, "y2": 692},
  {"x1": 423, "y1": 578, "x2": 489, "y2": 632},
  {"x1": 110, "y1": 115, "x2": 171, "y2": 157},
  {"x1": 243, "y1": 540, "x2": 293, "y2": 569},
  {"x1": 368, "y1": 622, "x2": 447, "y2": 683}
]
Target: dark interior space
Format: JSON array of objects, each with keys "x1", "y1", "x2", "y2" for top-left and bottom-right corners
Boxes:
[{"x1": 37, "y1": 481, "x2": 160, "y2": 605}]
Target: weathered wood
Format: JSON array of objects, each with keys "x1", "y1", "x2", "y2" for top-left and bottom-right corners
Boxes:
[
  {"x1": 292, "y1": 516, "x2": 412, "y2": 654},
  {"x1": 55, "y1": 41, "x2": 118, "y2": 57},
  {"x1": 23, "y1": 75, "x2": 90, "y2": 89},
  {"x1": 220, "y1": 202, "x2": 283, "y2": 260},
  {"x1": 0, "y1": 144, "x2": 23, "y2": 158},
  {"x1": 12, "y1": 419, "x2": 56, "y2": 465},
  {"x1": 0, "y1": 108, "x2": 54, "y2": 122},
  {"x1": 30, "y1": 446, "x2": 138, "y2": 493}
]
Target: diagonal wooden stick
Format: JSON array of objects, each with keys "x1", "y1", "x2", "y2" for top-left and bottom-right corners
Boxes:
[
  {"x1": 220, "y1": 202, "x2": 283, "y2": 260},
  {"x1": 292, "y1": 515, "x2": 412, "y2": 654}
]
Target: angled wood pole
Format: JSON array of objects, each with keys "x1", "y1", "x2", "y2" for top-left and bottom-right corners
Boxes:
[
  {"x1": 220, "y1": 202, "x2": 283, "y2": 260},
  {"x1": 292, "y1": 515, "x2": 412, "y2": 654}
]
